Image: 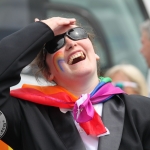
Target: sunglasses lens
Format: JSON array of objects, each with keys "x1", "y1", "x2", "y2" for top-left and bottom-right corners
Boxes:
[
  {"x1": 68, "y1": 27, "x2": 88, "y2": 40},
  {"x1": 45, "y1": 27, "x2": 88, "y2": 54},
  {"x1": 45, "y1": 34, "x2": 65, "y2": 54}
]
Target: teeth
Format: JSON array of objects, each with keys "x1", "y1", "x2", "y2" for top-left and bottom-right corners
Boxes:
[
  {"x1": 68, "y1": 51, "x2": 85, "y2": 65},
  {"x1": 81, "y1": 52, "x2": 84, "y2": 59}
]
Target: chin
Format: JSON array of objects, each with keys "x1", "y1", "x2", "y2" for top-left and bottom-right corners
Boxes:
[{"x1": 73, "y1": 70, "x2": 94, "y2": 78}]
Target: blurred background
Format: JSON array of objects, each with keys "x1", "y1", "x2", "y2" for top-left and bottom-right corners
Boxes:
[{"x1": 0, "y1": 0, "x2": 150, "y2": 89}]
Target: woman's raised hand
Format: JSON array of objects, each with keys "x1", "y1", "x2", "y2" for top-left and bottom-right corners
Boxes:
[{"x1": 35, "y1": 17, "x2": 76, "y2": 36}]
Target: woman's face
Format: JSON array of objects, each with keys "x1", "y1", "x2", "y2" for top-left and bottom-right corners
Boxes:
[
  {"x1": 45, "y1": 26, "x2": 99, "y2": 85},
  {"x1": 111, "y1": 71, "x2": 139, "y2": 95},
  {"x1": 140, "y1": 31, "x2": 150, "y2": 67}
]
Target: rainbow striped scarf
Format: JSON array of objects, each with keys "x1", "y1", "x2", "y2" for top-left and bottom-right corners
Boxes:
[{"x1": 10, "y1": 77, "x2": 124, "y2": 137}]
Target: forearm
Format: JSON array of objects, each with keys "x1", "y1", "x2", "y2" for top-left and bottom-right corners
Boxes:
[{"x1": 0, "y1": 22, "x2": 54, "y2": 88}]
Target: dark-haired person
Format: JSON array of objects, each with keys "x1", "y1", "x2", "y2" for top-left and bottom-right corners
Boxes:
[{"x1": 0, "y1": 17, "x2": 150, "y2": 150}]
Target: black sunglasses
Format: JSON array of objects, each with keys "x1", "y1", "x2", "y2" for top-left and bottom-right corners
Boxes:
[{"x1": 44, "y1": 27, "x2": 88, "y2": 54}]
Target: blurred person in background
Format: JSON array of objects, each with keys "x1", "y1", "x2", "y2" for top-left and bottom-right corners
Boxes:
[
  {"x1": 105, "y1": 64, "x2": 148, "y2": 96},
  {"x1": 140, "y1": 19, "x2": 150, "y2": 68},
  {"x1": 140, "y1": 19, "x2": 150, "y2": 96}
]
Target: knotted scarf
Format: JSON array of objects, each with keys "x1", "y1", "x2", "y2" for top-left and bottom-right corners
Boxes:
[{"x1": 10, "y1": 77, "x2": 124, "y2": 137}]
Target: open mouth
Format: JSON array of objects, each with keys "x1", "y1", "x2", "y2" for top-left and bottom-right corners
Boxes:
[{"x1": 68, "y1": 51, "x2": 86, "y2": 65}]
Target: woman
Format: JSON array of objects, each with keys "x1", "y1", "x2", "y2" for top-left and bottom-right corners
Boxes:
[
  {"x1": 0, "y1": 17, "x2": 150, "y2": 150},
  {"x1": 105, "y1": 64, "x2": 148, "y2": 96}
]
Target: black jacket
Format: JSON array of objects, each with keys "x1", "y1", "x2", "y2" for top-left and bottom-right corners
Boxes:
[{"x1": 0, "y1": 22, "x2": 150, "y2": 150}]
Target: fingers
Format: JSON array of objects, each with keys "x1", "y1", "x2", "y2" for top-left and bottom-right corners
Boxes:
[
  {"x1": 42, "y1": 17, "x2": 76, "y2": 27},
  {"x1": 57, "y1": 18, "x2": 76, "y2": 26},
  {"x1": 35, "y1": 17, "x2": 76, "y2": 36}
]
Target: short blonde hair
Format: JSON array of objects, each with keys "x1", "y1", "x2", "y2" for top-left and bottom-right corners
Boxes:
[{"x1": 105, "y1": 64, "x2": 148, "y2": 96}]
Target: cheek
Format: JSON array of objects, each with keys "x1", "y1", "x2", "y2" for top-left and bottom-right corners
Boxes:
[
  {"x1": 85, "y1": 39, "x2": 94, "y2": 50},
  {"x1": 52, "y1": 51, "x2": 66, "y2": 72},
  {"x1": 144, "y1": 41, "x2": 150, "y2": 49}
]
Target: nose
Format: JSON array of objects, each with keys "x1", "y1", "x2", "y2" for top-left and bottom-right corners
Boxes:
[{"x1": 65, "y1": 36, "x2": 77, "y2": 50}]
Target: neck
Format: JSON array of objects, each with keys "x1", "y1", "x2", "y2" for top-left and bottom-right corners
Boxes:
[{"x1": 57, "y1": 75, "x2": 100, "y2": 97}]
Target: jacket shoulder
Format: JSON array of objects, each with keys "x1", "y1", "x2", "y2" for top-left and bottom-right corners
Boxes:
[{"x1": 119, "y1": 93, "x2": 150, "y2": 112}]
